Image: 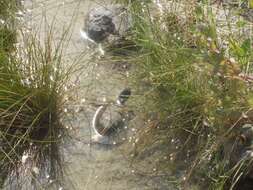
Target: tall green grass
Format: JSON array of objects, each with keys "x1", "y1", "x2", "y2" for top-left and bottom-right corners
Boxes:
[
  {"x1": 0, "y1": 0, "x2": 19, "y2": 19},
  {"x1": 0, "y1": 1, "x2": 75, "y2": 188},
  {"x1": 124, "y1": 1, "x2": 253, "y2": 189}
]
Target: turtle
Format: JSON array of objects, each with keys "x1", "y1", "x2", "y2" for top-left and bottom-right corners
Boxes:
[{"x1": 91, "y1": 88, "x2": 131, "y2": 144}]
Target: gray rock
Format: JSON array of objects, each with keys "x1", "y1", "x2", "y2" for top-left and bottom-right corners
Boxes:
[
  {"x1": 86, "y1": 14, "x2": 116, "y2": 43},
  {"x1": 83, "y1": 5, "x2": 131, "y2": 43}
]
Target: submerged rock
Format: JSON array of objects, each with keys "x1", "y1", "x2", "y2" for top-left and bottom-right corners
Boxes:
[
  {"x1": 83, "y1": 5, "x2": 131, "y2": 43},
  {"x1": 86, "y1": 13, "x2": 116, "y2": 43}
]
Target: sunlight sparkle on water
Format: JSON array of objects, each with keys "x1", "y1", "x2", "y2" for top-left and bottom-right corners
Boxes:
[
  {"x1": 32, "y1": 167, "x2": 39, "y2": 174},
  {"x1": 98, "y1": 44, "x2": 105, "y2": 56},
  {"x1": 21, "y1": 153, "x2": 29, "y2": 164}
]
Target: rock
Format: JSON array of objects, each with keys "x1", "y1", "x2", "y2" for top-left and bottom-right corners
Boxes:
[
  {"x1": 86, "y1": 14, "x2": 116, "y2": 43},
  {"x1": 83, "y1": 5, "x2": 131, "y2": 43}
]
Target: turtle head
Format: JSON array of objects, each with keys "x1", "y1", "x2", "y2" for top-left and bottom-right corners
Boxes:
[{"x1": 117, "y1": 88, "x2": 131, "y2": 106}]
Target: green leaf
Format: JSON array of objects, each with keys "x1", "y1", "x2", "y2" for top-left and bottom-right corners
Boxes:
[
  {"x1": 229, "y1": 39, "x2": 245, "y2": 57},
  {"x1": 250, "y1": 0, "x2": 253, "y2": 9},
  {"x1": 241, "y1": 38, "x2": 251, "y2": 55},
  {"x1": 236, "y1": 20, "x2": 247, "y2": 28}
]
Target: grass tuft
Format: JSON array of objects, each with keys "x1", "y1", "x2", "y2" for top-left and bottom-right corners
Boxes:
[
  {"x1": 124, "y1": 0, "x2": 253, "y2": 189},
  {"x1": 0, "y1": 1, "x2": 75, "y2": 188}
]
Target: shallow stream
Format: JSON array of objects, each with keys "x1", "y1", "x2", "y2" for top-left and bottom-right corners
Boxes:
[{"x1": 18, "y1": 0, "x2": 173, "y2": 189}]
